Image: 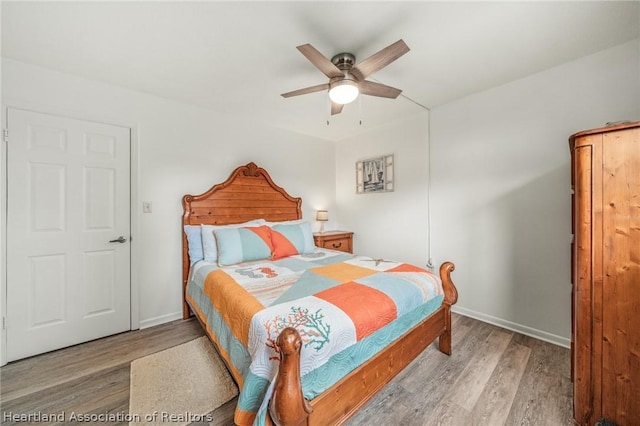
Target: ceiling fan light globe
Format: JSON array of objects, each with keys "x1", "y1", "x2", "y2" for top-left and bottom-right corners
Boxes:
[{"x1": 329, "y1": 81, "x2": 359, "y2": 105}]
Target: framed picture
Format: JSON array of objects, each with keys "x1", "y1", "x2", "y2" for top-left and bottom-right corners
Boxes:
[{"x1": 356, "y1": 154, "x2": 394, "y2": 194}]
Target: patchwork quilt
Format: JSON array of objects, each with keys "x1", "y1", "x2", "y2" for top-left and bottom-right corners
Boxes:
[{"x1": 186, "y1": 249, "x2": 444, "y2": 426}]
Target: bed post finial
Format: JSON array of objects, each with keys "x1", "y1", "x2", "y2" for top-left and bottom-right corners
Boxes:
[
  {"x1": 438, "y1": 261, "x2": 457, "y2": 355},
  {"x1": 269, "y1": 327, "x2": 312, "y2": 426}
]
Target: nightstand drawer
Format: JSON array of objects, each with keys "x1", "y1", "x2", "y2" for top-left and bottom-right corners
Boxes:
[
  {"x1": 318, "y1": 237, "x2": 351, "y2": 252},
  {"x1": 313, "y1": 231, "x2": 353, "y2": 254}
]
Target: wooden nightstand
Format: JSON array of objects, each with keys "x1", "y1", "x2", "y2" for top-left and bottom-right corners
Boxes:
[{"x1": 313, "y1": 231, "x2": 354, "y2": 254}]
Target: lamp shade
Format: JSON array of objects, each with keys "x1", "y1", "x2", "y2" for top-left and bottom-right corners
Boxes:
[
  {"x1": 328, "y1": 80, "x2": 359, "y2": 104},
  {"x1": 316, "y1": 210, "x2": 329, "y2": 221}
]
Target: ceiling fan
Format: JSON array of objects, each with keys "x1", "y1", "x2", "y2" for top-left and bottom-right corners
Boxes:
[{"x1": 281, "y1": 39, "x2": 410, "y2": 115}]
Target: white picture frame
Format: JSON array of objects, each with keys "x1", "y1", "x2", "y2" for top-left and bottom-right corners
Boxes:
[{"x1": 356, "y1": 154, "x2": 394, "y2": 194}]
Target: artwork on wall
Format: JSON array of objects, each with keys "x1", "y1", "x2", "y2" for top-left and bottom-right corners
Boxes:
[{"x1": 356, "y1": 154, "x2": 394, "y2": 194}]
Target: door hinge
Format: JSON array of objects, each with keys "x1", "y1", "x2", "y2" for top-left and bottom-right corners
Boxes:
[
  {"x1": 2, "y1": 129, "x2": 8, "y2": 143},
  {"x1": 2, "y1": 316, "x2": 6, "y2": 330}
]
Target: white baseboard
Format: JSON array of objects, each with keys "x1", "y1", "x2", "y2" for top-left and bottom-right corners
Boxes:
[
  {"x1": 139, "y1": 311, "x2": 183, "y2": 330},
  {"x1": 452, "y1": 306, "x2": 570, "y2": 348}
]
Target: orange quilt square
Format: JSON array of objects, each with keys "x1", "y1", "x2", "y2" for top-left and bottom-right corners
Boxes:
[
  {"x1": 311, "y1": 263, "x2": 376, "y2": 282},
  {"x1": 315, "y1": 282, "x2": 397, "y2": 341}
]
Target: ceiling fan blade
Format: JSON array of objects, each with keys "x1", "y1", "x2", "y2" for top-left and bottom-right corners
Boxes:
[
  {"x1": 331, "y1": 102, "x2": 344, "y2": 115},
  {"x1": 351, "y1": 39, "x2": 410, "y2": 81},
  {"x1": 359, "y1": 80, "x2": 403, "y2": 99},
  {"x1": 281, "y1": 83, "x2": 329, "y2": 98},
  {"x1": 297, "y1": 44, "x2": 344, "y2": 79}
]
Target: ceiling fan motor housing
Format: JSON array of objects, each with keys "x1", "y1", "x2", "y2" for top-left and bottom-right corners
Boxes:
[{"x1": 331, "y1": 52, "x2": 356, "y2": 71}]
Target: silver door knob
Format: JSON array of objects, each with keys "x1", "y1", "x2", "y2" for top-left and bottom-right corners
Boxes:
[{"x1": 109, "y1": 236, "x2": 127, "y2": 243}]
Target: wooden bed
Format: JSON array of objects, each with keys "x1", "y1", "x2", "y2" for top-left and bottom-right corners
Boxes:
[{"x1": 182, "y1": 162, "x2": 458, "y2": 426}]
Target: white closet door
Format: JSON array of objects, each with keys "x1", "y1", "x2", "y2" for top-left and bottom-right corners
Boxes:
[{"x1": 6, "y1": 108, "x2": 131, "y2": 361}]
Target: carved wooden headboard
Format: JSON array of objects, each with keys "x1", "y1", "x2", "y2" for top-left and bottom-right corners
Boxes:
[{"x1": 181, "y1": 162, "x2": 302, "y2": 317}]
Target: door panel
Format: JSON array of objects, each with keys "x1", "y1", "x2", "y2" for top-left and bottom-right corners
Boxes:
[
  {"x1": 29, "y1": 254, "x2": 66, "y2": 327},
  {"x1": 84, "y1": 249, "x2": 116, "y2": 317},
  {"x1": 85, "y1": 167, "x2": 115, "y2": 230},
  {"x1": 30, "y1": 162, "x2": 66, "y2": 231},
  {"x1": 7, "y1": 108, "x2": 131, "y2": 361}
]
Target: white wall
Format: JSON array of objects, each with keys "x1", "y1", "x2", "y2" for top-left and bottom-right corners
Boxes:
[
  {"x1": 335, "y1": 111, "x2": 430, "y2": 267},
  {"x1": 430, "y1": 39, "x2": 640, "y2": 346},
  {"x1": 0, "y1": 59, "x2": 336, "y2": 344},
  {"x1": 3, "y1": 37, "x2": 638, "y2": 363}
]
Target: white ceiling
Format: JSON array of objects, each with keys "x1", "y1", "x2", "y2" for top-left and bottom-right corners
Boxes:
[{"x1": 2, "y1": 1, "x2": 639, "y2": 141}]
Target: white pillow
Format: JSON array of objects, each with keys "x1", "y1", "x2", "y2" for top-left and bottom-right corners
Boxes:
[{"x1": 201, "y1": 219, "x2": 266, "y2": 263}]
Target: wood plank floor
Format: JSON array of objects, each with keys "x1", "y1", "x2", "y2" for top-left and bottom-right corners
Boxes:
[{"x1": 0, "y1": 314, "x2": 573, "y2": 425}]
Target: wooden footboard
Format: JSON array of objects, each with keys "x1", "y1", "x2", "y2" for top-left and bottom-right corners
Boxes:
[{"x1": 267, "y1": 262, "x2": 458, "y2": 426}]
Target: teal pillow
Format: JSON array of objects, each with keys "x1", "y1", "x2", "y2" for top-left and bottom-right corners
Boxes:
[
  {"x1": 214, "y1": 225, "x2": 274, "y2": 266},
  {"x1": 271, "y1": 222, "x2": 315, "y2": 259},
  {"x1": 201, "y1": 219, "x2": 266, "y2": 263}
]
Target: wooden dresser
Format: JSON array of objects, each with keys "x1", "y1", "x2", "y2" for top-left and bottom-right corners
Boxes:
[
  {"x1": 569, "y1": 121, "x2": 640, "y2": 426},
  {"x1": 313, "y1": 231, "x2": 353, "y2": 254}
]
